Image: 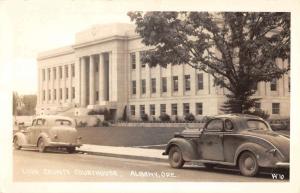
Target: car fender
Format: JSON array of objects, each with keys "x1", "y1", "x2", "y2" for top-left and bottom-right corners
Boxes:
[
  {"x1": 165, "y1": 138, "x2": 199, "y2": 161},
  {"x1": 13, "y1": 132, "x2": 28, "y2": 146},
  {"x1": 234, "y1": 142, "x2": 279, "y2": 167},
  {"x1": 36, "y1": 132, "x2": 51, "y2": 146}
]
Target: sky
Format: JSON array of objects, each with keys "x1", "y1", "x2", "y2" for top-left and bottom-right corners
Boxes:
[{"x1": 1, "y1": 0, "x2": 136, "y2": 95}]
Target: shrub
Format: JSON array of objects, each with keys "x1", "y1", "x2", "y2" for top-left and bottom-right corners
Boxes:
[
  {"x1": 140, "y1": 114, "x2": 149, "y2": 122},
  {"x1": 184, "y1": 113, "x2": 195, "y2": 122},
  {"x1": 159, "y1": 113, "x2": 170, "y2": 122},
  {"x1": 88, "y1": 109, "x2": 101, "y2": 115},
  {"x1": 93, "y1": 118, "x2": 101, "y2": 127},
  {"x1": 78, "y1": 121, "x2": 87, "y2": 127},
  {"x1": 102, "y1": 121, "x2": 110, "y2": 127}
]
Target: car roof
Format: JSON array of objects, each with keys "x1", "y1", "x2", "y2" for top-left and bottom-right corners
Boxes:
[
  {"x1": 33, "y1": 115, "x2": 74, "y2": 122},
  {"x1": 213, "y1": 113, "x2": 263, "y2": 120}
]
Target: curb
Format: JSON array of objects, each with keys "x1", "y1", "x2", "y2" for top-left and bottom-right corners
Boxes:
[{"x1": 78, "y1": 150, "x2": 168, "y2": 163}]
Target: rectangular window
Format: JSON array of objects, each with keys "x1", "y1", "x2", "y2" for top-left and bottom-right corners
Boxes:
[
  {"x1": 48, "y1": 89, "x2": 51, "y2": 100},
  {"x1": 130, "y1": 105, "x2": 135, "y2": 116},
  {"x1": 196, "y1": 103, "x2": 203, "y2": 115},
  {"x1": 140, "y1": 105, "x2": 145, "y2": 115},
  {"x1": 65, "y1": 65, "x2": 68, "y2": 78},
  {"x1": 150, "y1": 104, "x2": 155, "y2": 116},
  {"x1": 140, "y1": 51, "x2": 146, "y2": 68},
  {"x1": 132, "y1": 80, "x2": 136, "y2": 95},
  {"x1": 183, "y1": 103, "x2": 190, "y2": 115},
  {"x1": 96, "y1": 91, "x2": 99, "y2": 101},
  {"x1": 171, "y1": 104, "x2": 177, "y2": 116},
  {"x1": 162, "y1": 77, "x2": 167, "y2": 93},
  {"x1": 43, "y1": 90, "x2": 45, "y2": 101},
  {"x1": 130, "y1": 53, "x2": 136, "y2": 69},
  {"x1": 185, "y1": 75, "x2": 191, "y2": 91},
  {"x1": 71, "y1": 64, "x2": 75, "y2": 77},
  {"x1": 151, "y1": 78, "x2": 156, "y2": 93},
  {"x1": 72, "y1": 87, "x2": 75, "y2": 99},
  {"x1": 66, "y1": 88, "x2": 69, "y2": 99},
  {"x1": 59, "y1": 66, "x2": 62, "y2": 79},
  {"x1": 197, "y1": 73, "x2": 203, "y2": 90},
  {"x1": 160, "y1": 104, "x2": 166, "y2": 115},
  {"x1": 270, "y1": 78, "x2": 277, "y2": 91},
  {"x1": 272, "y1": 103, "x2": 280, "y2": 114},
  {"x1": 173, "y1": 76, "x2": 178, "y2": 92},
  {"x1": 48, "y1": 68, "x2": 51, "y2": 80},
  {"x1": 53, "y1": 67, "x2": 56, "y2": 80},
  {"x1": 59, "y1": 88, "x2": 62, "y2": 100},
  {"x1": 141, "y1": 79, "x2": 146, "y2": 94},
  {"x1": 42, "y1": 69, "x2": 45, "y2": 81},
  {"x1": 53, "y1": 89, "x2": 56, "y2": 100}
]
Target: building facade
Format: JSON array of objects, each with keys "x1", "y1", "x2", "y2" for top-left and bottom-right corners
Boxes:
[{"x1": 37, "y1": 23, "x2": 290, "y2": 120}]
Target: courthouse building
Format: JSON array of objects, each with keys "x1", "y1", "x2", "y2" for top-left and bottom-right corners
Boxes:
[{"x1": 36, "y1": 23, "x2": 290, "y2": 120}]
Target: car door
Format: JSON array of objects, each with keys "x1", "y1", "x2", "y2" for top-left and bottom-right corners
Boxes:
[
  {"x1": 198, "y1": 119, "x2": 224, "y2": 161},
  {"x1": 26, "y1": 119, "x2": 36, "y2": 145},
  {"x1": 32, "y1": 118, "x2": 45, "y2": 144}
]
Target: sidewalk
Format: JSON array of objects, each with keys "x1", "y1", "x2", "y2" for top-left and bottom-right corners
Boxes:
[{"x1": 78, "y1": 144, "x2": 168, "y2": 162}]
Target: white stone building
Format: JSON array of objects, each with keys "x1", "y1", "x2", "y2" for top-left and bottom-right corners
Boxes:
[{"x1": 36, "y1": 23, "x2": 290, "y2": 120}]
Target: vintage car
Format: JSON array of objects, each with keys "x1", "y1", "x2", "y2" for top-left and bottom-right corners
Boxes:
[
  {"x1": 163, "y1": 114, "x2": 290, "y2": 177},
  {"x1": 13, "y1": 115, "x2": 82, "y2": 153}
]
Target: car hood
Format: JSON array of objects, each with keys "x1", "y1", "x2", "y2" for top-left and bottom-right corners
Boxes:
[{"x1": 242, "y1": 130, "x2": 290, "y2": 160}]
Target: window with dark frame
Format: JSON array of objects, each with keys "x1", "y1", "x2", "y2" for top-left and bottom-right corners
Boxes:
[
  {"x1": 53, "y1": 89, "x2": 56, "y2": 100},
  {"x1": 171, "y1": 104, "x2": 177, "y2": 115},
  {"x1": 184, "y1": 75, "x2": 191, "y2": 91},
  {"x1": 42, "y1": 69, "x2": 45, "y2": 81},
  {"x1": 150, "y1": 104, "x2": 155, "y2": 116},
  {"x1": 130, "y1": 53, "x2": 136, "y2": 70},
  {"x1": 59, "y1": 66, "x2": 62, "y2": 79},
  {"x1": 162, "y1": 77, "x2": 167, "y2": 93},
  {"x1": 196, "y1": 103, "x2": 203, "y2": 115},
  {"x1": 173, "y1": 76, "x2": 178, "y2": 92},
  {"x1": 72, "y1": 87, "x2": 75, "y2": 99},
  {"x1": 160, "y1": 104, "x2": 166, "y2": 115},
  {"x1": 65, "y1": 65, "x2": 68, "y2": 78},
  {"x1": 151, "y1": 78, "x2": 156, "y2": 93},
  {"x1": 48, "y1": 89, "x2": 51, "y2": 100},
  {"x1": 140, "y1": 51, "x2": 146, "y2": 68},
  {"x1": 130, "y1": 105, "x2": 135, "y2": 116},
  {"x1": 59, "y1": 88, "x2": 62, "y2": 100},
  {"x1": 43, "y1": 90, "x2": 45, "y2": 101},
  {"x1": 132, "y1": 80, "x2": 136, "y2": 95},
  {"x1": 66, "y1": 88, "x2": 69, "y2": 99},
  {"x1": 140, "y1": 105, "x2": 145, "y2": 115},
  {"x1": 270, "y1": 78, "x2": 277, "y2": 91},
  {"x1": 48, "y1": 68, "x2": 51, "y2": 80},
  {"x1": 141, "y1": 79, "x2": 146, "y2": 94},
  {"x1": 272, "y1": 103, "x2": 280, "y2": 114},
  {"x1": 197, "y1": 73, "x2": 203, "y2": 90},
  {"x1": 71, "y1": 64, "x2": 75, "y2": 77},
  {"x1": 183, "y1": 103, "x2": 190, "y2": 115}
]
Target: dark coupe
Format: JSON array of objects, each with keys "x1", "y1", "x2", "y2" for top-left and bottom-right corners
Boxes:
[{"x1": 163, "y1": 114, "x2": 289, "y2": 177}]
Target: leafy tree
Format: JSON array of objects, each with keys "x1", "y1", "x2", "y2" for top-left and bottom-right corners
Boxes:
[
  {"x1": 13, "y1": 92, "x2": 18, "y2": 115},
  {"x1": 22, "y1": 95, "x2": 37, "y2": 115},
  {"x1": 128, "y1": 12, "x2": 290, "y2": 113}
]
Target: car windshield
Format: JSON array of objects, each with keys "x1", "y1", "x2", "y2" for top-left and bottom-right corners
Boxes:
[
  {"x1": 246, "y1": 120, "x2": 271, "y2": 131},
  {"x1": 55, "y1": 119, "x2": 72, "y2": 126}
]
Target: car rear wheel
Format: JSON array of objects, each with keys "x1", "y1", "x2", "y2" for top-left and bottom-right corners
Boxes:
[
  {"x1": 169, "y1": 146, "x2": 185, "y2": 168},
  {"x1": 13, "y1": 137, "x2": 21, "y2": 150},
  {"x1": 238, "y1": 151, "x2": 259, "y2": 177},
  {"x1": 37, "y1": 138, "x2": 47, "y2": 153},
  {"x1": 67, "y1": 147, "x2": 76, "y2": 154}
]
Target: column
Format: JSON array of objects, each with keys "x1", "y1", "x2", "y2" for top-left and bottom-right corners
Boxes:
[
  {"x1": 89, "y1": 55, "x2": 95, "y2": 105},
  {"x1": 62, "y1": 65, "x2": 66, "y2": 103},
  {"x1": 80, "y1": 57, "x2": 87, "y2": 107},
  {"x1": 99, "y1": 53, "x2": 108, "y2": 102}
]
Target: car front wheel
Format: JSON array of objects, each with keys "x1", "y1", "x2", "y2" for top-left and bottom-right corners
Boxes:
[
  {"x1": 168, "y1": 146, "x2": 185, "y2": 168},
  {"x1": 13, "y1": 137, "x2": 21, "y2": 150},
  {"x1": 37, "y1": 138, "x2": 47, "y2": 153},
  {"x1": 238, "y1": 151, "x2": 259, "y2": 177}
]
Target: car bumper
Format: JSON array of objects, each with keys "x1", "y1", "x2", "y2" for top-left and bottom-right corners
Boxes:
[
  {"x1": 275, "y1": 162, "x2": 290, "y2": 168},
  {"x1": 48, "y1": 142, "x2": 82, "y2": 147}
]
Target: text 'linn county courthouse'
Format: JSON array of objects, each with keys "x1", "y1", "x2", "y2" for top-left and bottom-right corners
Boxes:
[{"x1": 37, "y1": 23, "x2": 290, "y2": 120}]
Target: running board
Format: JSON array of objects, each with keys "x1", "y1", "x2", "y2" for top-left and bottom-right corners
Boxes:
[{"x1": 190, "y1": 159, "x2": 236, "y2": 166}]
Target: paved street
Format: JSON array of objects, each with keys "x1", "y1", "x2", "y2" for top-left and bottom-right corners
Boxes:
[{"x1": 13, "y1": 150, "x2": 287, "y2": 182}]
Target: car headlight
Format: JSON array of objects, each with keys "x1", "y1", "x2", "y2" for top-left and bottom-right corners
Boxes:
[{"x1": 266, "y1": 148, "x2": 277, "y2": 156}]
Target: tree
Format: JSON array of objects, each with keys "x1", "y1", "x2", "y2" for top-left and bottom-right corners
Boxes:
[
  {"x1": 128, "y1": 12, "x2": 290, "y2": 113},
  {"x1": 22, "y1": 95, "x2": 37, "y2": 115},
  {"x1": 13, "y1": 92, "x2": 18, "y2": 116}
]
